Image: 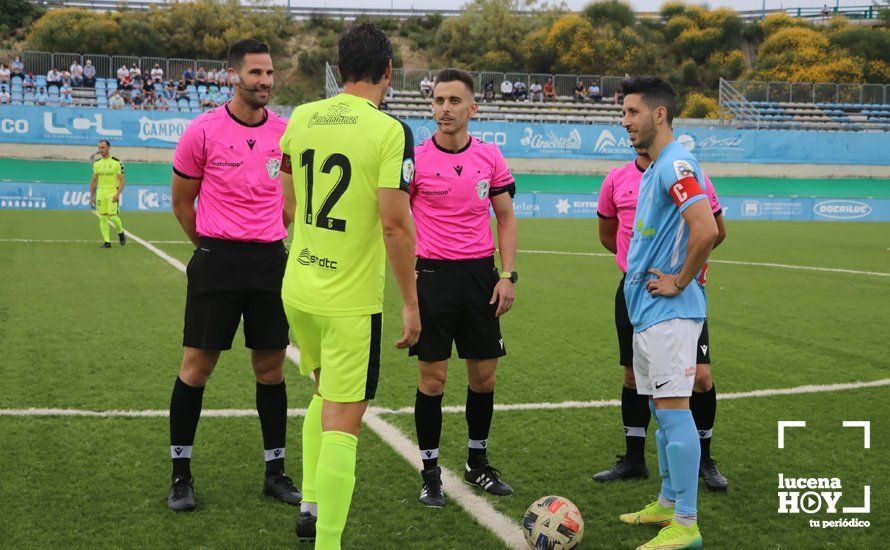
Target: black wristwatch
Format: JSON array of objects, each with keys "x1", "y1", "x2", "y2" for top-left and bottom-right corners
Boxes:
[{"x1": 499, "y1": 270, "x2": 519, "y2": 284}]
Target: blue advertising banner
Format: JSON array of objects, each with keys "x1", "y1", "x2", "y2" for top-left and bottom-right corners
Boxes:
[
  {"x1": 1, "y1": 106, "x2": 888, "y2": 164},
  {"x1": 3, "y1": 182, "x2": 889, "y2": 221},
  {"x1": 0, "y1": 182, "x2": 172, "y2": 212}
]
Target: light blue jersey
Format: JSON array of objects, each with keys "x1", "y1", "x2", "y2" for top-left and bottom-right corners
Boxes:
[{"x1": 625, "y1": 141, "x2": 708, "y2": 332}]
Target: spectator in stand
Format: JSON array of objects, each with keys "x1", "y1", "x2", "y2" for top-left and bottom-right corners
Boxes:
[
  {"x1": 206, "y1": 68, "x2": 217, "y2": 86},
  {"x1": 60, "y1": 68, "x2": 72, "y2": 86},
  {"x1": 573, "y1": 80, "x2": 585, "y2": 102},
  {"x1": 529, "y1": 80, "x2": 543, "y2": 102},
  {"x1": 116, "y1": 64, "x2": 129, "y2": 85},
  {"x1": 34, "y1": 86, "x2": 48, "y2": 105},
  {"x1": 143, "y1": 77, "x2": 154, "y2": 95},
  {"x1": 380, "y1": 85, "x2": 394, "y2": 110},
  {"x1": 543, "y1": 78, "x2": 556, "y2": 102},
  {"x1": 0, "y1": 64, "x2": 10, "y2": 84},
  {"x1": 500, "y1": 79, "x2": 514, "y2": 100},
  {"x1": 151, "y1": 63, "x2": 164, "y2": 83},
  {"x1": 60, "y1": 81, "x2": 73, "y2": 98},
  {"x1": 195, "y1": 66, "x2": 208, "y2": 86},
  {"x1": 821, "y1": 4, "x2": 831, "y2": 18},
  {"x1": 60, "y1": 90, "x2": 73, "y2": 106},
  {"x1": 155, "y1": 92, "x2": 169, "y2": 111},
  {"x1": 513, "y1": 80, "x2": 527, "y2": 101},
  {"x1": 420, "y1": 76, "x2": 433, "y2": 99},
  {"x1": 132, "y1": 89, "x2": 144, "y2": 110},
  {"x1": 182, "y1": 66, "x2": 195, "y2": 85},
  {"x1": 47, "y1": 67, "x2": 62, "y2": 88},
  {"x1": 588, "y1": 82, "x2": 602, "y2": 102},
  {"x1": 614, "y1": 88, "x2": 624, "y2": 105},
  {"x1": 23, "y1": 72, "x2": 36, "y2": 91},
  {"x1": 0, "y1": 86, "x2": 10, "y2": 104},
  {"x1": 216, "y1": 68, "x2": 228, "y2": 87},
  {"x1": 11, "y1": 56, "x2": 24, "y2": 79},
  {"x1": 483, "y1": 80, "x2": 495, "y2": 102},
  {"x1": 109, "y1": 90, "x2": 125, "y2": 109},
  {"x1": 130, "y1": 64, "x2": 142, "y2": 82},
  {"x1": 70, "y1": 60, "x2": 84, "y2": 86},
  {"x1": 143, "y1": 91, "x2": 155, "y2": 111},
  {"x1": 175, "y1": 77, "x2": 190, "y2": 101},
  {"x1": 83, "y1": 60, "x2": 96, "y2": 88},
  {"x1": 164, "y1": 79, "x2": 176, "y2": 100},
  {"x1": 118, "y1": 73, "x2": 133, "y2": 91}
]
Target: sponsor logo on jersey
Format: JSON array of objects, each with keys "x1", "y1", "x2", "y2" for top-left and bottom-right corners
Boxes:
[
  {"x1": 211, "y1": 160, "x2": 243, "y2": 168},
  {"x1": 307, "y1": 103, "x2": 358, "y2": 127},
  {"x1": 296, "y1": 247, "x2": 338, "y2": 270},
  {"x1": 672, "y1": 159, "x2": 695, "y2": 180},
  {"x1": 402, "y1": 158, "x2": 415, "y2": 185}
]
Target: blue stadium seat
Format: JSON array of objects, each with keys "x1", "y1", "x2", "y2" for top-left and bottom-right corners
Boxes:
[
  {"x1": 177, "y1": 98, "x2": 188, "y2": 108},
  {"x1": 24, "y1": 92, "x2": 34, "y2": 101},
  {"x1": 191, "y1": 107, "x2": 202, "y2": 113},
  {"x1": 186, "y1": 85, "x2": 197, "y2": 93},
  {"x1": 12, "y1": 92, "x2": 23, "y2": 101},
  {"x1": 197, "y1": 85, "x2": 207, "y2": 94},
  {"x1": 12, "y1": 76, "x2": 22, "y2": 85},
  {"x1": 12, "y1": 99, "x2": 22, "y2": 105}
]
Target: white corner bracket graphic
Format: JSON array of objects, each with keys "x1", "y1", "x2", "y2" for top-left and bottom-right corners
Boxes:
[
  {"x1": 842, "y1": 421, "x2": 871, "y2": 449},
  {"x1": 842, "y1": 485, "x2": 871, "y2": 514},
  {"x1": 778, "y1": 420, "x2": 806, "y2": 449}
]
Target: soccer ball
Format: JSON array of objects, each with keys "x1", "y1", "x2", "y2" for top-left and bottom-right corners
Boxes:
[{"x1": 522, "y1": 495, "x2": 584, "y2": 549}]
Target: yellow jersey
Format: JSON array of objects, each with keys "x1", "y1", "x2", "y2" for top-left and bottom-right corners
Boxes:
[{"x1": 93, "y1": 156, "x2": 124, "y2": 193}]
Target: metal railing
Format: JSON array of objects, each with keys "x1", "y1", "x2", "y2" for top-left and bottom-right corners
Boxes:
[
  {"x1": 325, "y1": 62, "x2": 341, "y2": 98},
  {"x1": 726, "y1": 80, "x2": 890, "y2": 105},
  {"x1": 391, "y1": 68, "x2": 621, "y2": 99},
  {"x1": 718, "y1": 78, "x2": 761, "y2": 128},
  {"x1": 1, "y1": 50, "x2": 224, "y2": 81},
  {"x1": 25, "y1": 0, "x2": 883, "y2": 22}
]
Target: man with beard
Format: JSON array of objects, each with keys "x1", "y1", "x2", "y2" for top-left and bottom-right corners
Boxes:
[{"x1": 166, "y1": 38, "x2": 299, "y2": 512}]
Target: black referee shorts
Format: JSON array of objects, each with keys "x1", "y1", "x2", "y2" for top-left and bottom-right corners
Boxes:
[
  {"x1": 409, "y1": 256, "x2": 507, "y2": 362},
  {"x1": 615, "y1": 275, "x2": 711, "y2": 367},
  {"x1": 183, "y1": 237, "x2": 290, "y2": 351}
]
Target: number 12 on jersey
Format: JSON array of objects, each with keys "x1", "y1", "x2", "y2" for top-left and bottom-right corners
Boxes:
[{"x1": 300, "y1": 148, "x2": 351, "y2": 232}]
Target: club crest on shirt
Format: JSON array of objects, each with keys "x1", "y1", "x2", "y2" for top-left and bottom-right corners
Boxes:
[
  {"x1": 476, "y1": 179, "x2": 490, "y2": 200},
  {"x1": 266, "y1": 158, "x2": 281, "y2": 179},
  {"x1": 402, "y1": 158, "x2": 415, "y2": 185},
  {"x1": 673, "y1": 159, "x2": 695, "y2": 180}
]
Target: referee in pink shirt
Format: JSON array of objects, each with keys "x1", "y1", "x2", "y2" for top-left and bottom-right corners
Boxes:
[
  {"x1": 167, "y1": 39, "x2": 299, "y2": 511},
  {"x1": 410, "y1": 68, "x2": 518, "y2": 508}
]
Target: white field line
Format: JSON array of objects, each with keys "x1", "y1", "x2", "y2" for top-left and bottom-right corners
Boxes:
[
  {"x1": 5, "y1": 238, "x2": 888, "y2": 278},
  {"x1": 518, "y1": 249, "x2": 890, "y2": 277},
  {"x1": 5, "y1": 378, "x2": 888, "y2": 419}
]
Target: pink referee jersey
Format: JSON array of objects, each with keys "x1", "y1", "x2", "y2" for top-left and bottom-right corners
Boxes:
[
  {"x1": 597, "y1": 158, "x2": 722, "y2": 273},
  {"x1": 412, "y1": 135, "x2": 515, "y2": 260},
  {"x1": 173, "y1": 104, "x2": 288, "y2": 243}
]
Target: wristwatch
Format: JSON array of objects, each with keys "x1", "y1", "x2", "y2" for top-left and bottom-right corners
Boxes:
[{"x1": 500, "y1": 271, "x2": 519, "y2": 284}]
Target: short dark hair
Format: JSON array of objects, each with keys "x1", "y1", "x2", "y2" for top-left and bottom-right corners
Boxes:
[
  {"x1": 227, "y1": 39, "x2": 270, "y2": 69},
  {"x1": 434, "y1": 68, "x2": 475, "y2": 95},
  {"x1": 338, "y1": 23, "x2": 393, "y2": 84},
  {"x1": 620, "y1": 76, "x2": 676, "y2": 124},
  {"x1": 99, "y1": 139, "x2": 110, "y2": 147}
]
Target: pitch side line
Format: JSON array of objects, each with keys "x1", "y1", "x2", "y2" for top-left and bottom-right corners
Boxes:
[
  {"x1": 518, "y1": 249, "x2": 890, "y2": 277},
  {"x1": 4, "y1": 239, "x2": 887, "y2": 278},
  {"x1": 5, "y1": 378, "x2": 888, "y2": 419},
  {"x1": 124, "y1": 228, "x2": 518, "y2": 547}
]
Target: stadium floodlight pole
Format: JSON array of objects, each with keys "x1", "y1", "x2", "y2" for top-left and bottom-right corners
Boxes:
[{"x1": 761, "y1": 0, "x2": 766, "y2": 20}]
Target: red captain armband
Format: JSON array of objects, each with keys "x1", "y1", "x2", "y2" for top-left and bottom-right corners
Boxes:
[
  {"x1": 669, "y1": 177, "x2": 705, "y2": 208},
  {"x1": 280, "y1": 153, "x2": 292, "y2": 174},
  {"x1": 697, "y1": 262, "x2": 709, "y2": 285}
]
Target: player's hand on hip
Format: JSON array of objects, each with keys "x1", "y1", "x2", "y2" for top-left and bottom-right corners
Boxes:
[
  {"x1": 89, "y1": 196, "x2": 96, "y2": 207},
  {"x1": 113, "y1": 193, "x2": 121, "y2": 203},
  {"x1": 490, "y1": 279, "x2": 515, "y2": 317},
  {"x1": 646, "y1": 268, "x2": 682, "y2": 297},
  {"x1": 396, "y1": 303, "x2": 421, "y2": 349}
]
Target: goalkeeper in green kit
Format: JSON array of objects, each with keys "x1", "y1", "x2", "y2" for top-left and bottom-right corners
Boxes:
[{"x1": 90, "y1": 140, "x2": 126, "y2": 248}]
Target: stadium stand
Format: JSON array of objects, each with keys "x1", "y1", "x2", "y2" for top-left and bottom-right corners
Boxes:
[{"x1": 719, "y1": 78, "x2": 890, "y2": 131}]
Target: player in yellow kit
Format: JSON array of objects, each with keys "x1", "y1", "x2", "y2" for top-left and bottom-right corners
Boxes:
[
  {"x1": 278, "y1": 23, "x2": 420, "y2": 549},
  {"x1": 89, "y1": 140, "x2": 126, "y2": 248}
]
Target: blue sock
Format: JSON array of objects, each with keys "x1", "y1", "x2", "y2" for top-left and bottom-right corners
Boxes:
[
  {"x1": 658, "y1": 409, "x2": 700, "y2": 518},
  {"x1": 651, "y1": 401, "x2": 676, "y2": 503}
]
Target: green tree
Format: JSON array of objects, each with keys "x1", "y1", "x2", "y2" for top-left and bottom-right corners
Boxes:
[
  {"x1": 680, "y1": 92, "x2": 719, "y2": 118},
  {"x1": 583, "y1": 0, "x2": 636, "y2": 29},
  {"x1": 27, "y1": 8, "x2": 121, "y2": 53}
]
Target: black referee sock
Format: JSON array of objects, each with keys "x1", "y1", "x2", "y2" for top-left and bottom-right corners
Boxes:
[
  {"x1": 169, "y1": 377, "x2": 205, "y2": 480},
  {"x1": 466, "y1": 386, "x2": 494, "y2": 469},
  {"x1": 256, "y1": 380, "x2": 288, "y2": 477},
  {"x1": 415, "y1": 389, "x2": 443, "y2": 470},
  {"x1": 690, "y1": 385, "x2": 717, "y2": 461},
  {"x1": 622, "y1": 385, "x2": 651, "y2": 463}
]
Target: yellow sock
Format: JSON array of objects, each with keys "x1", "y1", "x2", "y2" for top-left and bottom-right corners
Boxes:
[
  {"x1": 99, "y1": 216, "x2": 111, "y2": 243},
  {"x1": 301, "y1": 394, "x2": 323, "y2": 505},
  {"x1": 315, "y1": 430, "x2": 358, "y2": 550}
]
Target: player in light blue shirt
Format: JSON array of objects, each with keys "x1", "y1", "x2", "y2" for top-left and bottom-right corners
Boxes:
[{"x1": 617, "y1": 76, "x2": 718, "y2": 550}]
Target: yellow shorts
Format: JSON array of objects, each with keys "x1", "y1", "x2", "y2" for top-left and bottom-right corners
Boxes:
[
  {"x1": 284, "y1": 304, "x2": 382, "y2": 403},
  {"x1": 96, "y1": 190, "x2": 119, "y2": 216}
]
